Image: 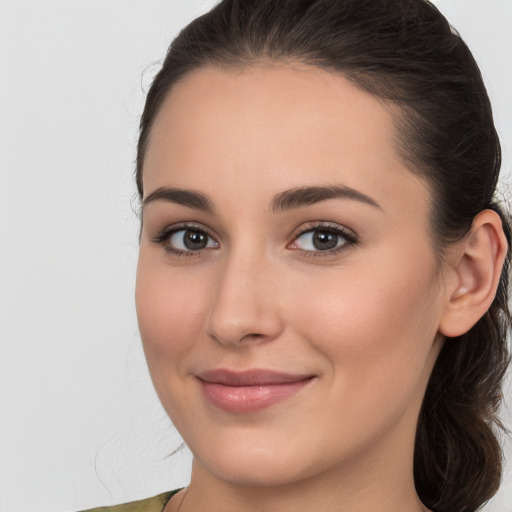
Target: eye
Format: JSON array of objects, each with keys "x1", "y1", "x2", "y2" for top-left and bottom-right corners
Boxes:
[
  {"x1": 288, "y1": 224, "x2": 357, "y2": 255},
  {"x1": 152, "y1": 225, "x2": 219, "y2": 255}
]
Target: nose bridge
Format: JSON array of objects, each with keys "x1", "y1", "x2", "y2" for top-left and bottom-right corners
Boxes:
[{"x1": 206, "y1": 242, "x2": 283, "y2": 346}]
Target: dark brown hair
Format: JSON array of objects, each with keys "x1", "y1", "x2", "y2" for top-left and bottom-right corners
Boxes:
[{"x1": 136, "y1": 1, "x2": 511, "y2": 511}]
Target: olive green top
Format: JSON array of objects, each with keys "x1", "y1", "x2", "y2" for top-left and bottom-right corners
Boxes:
[{"x1": 78, "y1": 490, "x2": 178, "y2": 512}]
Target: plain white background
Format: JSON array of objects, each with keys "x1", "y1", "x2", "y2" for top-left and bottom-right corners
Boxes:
[{"x1": 0, "y1": 1, "x2": 511, "y2": 511}]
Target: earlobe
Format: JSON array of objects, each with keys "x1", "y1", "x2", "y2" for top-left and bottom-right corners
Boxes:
[{"x1": 439, "y1": 209, "x2": 508, "y2": 338}]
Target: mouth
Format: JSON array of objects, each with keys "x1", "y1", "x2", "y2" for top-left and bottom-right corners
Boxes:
[{"x1": 196, "y1": 369, "x2": 315, "y2": 413}]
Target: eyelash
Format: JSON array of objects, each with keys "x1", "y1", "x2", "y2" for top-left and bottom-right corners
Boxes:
[
  {"x1": 151, "y1": 223, "x2": 216, "y2": 257},
  {"x1": 151, "y1": 222, "x2": 358, "y2": 258},
  {"x1": 289, "y1": 222, "x2": 358, "y2": 258}
]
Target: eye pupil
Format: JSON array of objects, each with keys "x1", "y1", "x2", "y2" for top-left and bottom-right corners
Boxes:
[
  {"x1": 313, "y1": 231, "x2": 338, "y2": 250},
  {"x1": 184, "y1": 230, "x2": 208, "y2": 250}
]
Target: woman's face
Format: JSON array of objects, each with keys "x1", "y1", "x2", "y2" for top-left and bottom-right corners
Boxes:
[{"x1": 136, "y1": 63, "x2": 448, "y2": 487}]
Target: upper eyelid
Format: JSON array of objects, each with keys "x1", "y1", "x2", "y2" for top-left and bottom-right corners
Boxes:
[
  {"x1": 157, "y1": 222, "x2": 215, "y2": 236},
  {"x1": 292, "y1": 222, "x2": 357, "y2": 239},
  {"x1": 152, "y1": 223, "x2": 218, "y2": 244}
]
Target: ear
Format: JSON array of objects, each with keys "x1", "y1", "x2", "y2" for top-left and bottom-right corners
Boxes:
[{"x1": 439, "y1": 209, "x2": 508, "y2": 338}]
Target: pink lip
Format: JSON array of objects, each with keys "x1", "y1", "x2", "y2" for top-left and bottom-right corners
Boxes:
[{"x1": 197, "y1": 369, "x2": 315, "y2": 413}]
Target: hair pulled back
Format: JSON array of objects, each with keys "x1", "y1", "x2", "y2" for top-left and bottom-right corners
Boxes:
[{"x1": 136, "y1": 1, "x2": 511, "y2": 511}]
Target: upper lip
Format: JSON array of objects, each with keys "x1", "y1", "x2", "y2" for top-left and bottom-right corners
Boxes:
[{"x1": 196, "y1": 369, "x2": 314, "y2": 386}]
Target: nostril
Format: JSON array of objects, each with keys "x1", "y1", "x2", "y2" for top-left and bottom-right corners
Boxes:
[
  {"x1": 207, "y1": 326, "x2": 270, "y2": 347},
  {"x1": 206, "y1": 312, "x2": 284, "y2": 347},
  {"x1": 239, "y1": 332, "x2": 267, "y2": 343}
]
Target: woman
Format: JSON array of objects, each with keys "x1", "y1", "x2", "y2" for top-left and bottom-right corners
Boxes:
[{"x1": 83, "y1": 0, "x2": 511, "y2": 511}]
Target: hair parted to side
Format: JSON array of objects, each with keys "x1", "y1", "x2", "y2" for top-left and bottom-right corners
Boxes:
[{"x1": 136, "y1": 1, "x2": 511, "y2": 511}]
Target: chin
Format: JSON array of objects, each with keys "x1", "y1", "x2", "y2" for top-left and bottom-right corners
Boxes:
[
  {"x1": 191, "y1": 436, "x2": 319, "y2": 488},
  {"x1": 203, "y1": 459, "x2": 309, "y2": 488}
]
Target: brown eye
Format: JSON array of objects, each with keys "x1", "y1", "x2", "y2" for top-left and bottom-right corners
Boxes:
[
  {"x1": 167, "y1": 228, "x2": 219, "y2": 252},
  {"x1": 311, "y1": 231, "x2": 339, "y2": 250},
  {"x1": 293, "y1": 229, "x2": 345, "y2": 251},
  {"x1": 183, "y1": 230, "x2": 209, "y2": 250},
  {"x1": 289, "y1": 224, "x2": 358, "y2": 255}
]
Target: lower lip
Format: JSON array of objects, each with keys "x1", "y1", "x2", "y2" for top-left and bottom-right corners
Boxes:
[{"x1": 199, "y1": 378, "x2": 314, "y2": 413}]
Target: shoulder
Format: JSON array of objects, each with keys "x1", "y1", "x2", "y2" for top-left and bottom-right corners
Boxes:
[{"x1": 77, "y1": 490, "x2": 178, "y2": 512}]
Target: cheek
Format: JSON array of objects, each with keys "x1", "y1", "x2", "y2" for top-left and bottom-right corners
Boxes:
[
  {"x1": 135, "y1": 257, "x2": 215, "y2": 426},
  {"x1": 135, "y1": 258, "x2": 208, "y2": 370},
  {"x1": 291, "y1": 246, "x2": 442, "y2": 383},
  {"x1": 285, "y1": 249, "x2": 443, "y2": 453}
]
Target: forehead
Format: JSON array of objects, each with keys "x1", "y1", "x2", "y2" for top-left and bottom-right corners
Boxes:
[{"x1": 143, "y1": 62, "x2": 431, "y2": 221}]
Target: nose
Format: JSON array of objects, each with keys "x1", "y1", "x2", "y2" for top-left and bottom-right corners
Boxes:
[{"x1": 206, "y1": 249, "x2": 285, "y2": 347}]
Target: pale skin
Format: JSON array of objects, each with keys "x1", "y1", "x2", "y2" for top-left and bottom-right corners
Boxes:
[{"x1": 135, "y1": 62, "x2": 507, "y2": 512}]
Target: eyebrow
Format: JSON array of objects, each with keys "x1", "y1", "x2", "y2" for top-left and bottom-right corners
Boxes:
[
  {"x1": 143, "y1": 187, "x2": 214, "y2": 212},
  {"x1": 142, "y1": 184, "x2": 381, "y2": 213},
  {"x1": 271, "y1": 185, "x2": 381, "y2": 212}
]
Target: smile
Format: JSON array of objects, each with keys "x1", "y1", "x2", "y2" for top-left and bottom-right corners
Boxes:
[{"x1": 196, "y1": 369, "x2": 315, "y2": 413}]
